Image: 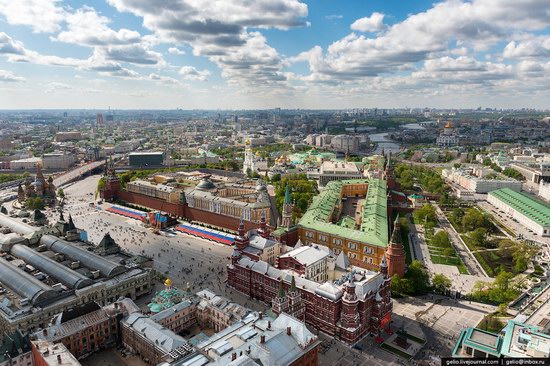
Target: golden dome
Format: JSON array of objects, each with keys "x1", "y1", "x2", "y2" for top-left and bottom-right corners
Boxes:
[
  {"x1": 444, "y1": 121, "x2": 453, "y2": 128},
  {"x1": 255, "y1": 151, "x2": 261, "y2": 157},
  {"x1": 245, "y1": 139, "x2": 251, "y2": 146},
  {"x1": 164, "y1": 278, "x2": 173, "y2": 287}
]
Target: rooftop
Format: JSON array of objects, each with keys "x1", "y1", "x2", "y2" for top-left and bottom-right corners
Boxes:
[
  {"x1": 298, "y1": 179, "x2": 388, "y2": 248},
  {"x1": 279, "y1": 245, "x2": 330, "y2": 266},
  {"x1": 489, "y1": 188, "x2": 550, "y2": 227},
  {"x1": 453, "y1": 320, "x2": 550, "y2": 358},
  {"x1": 320, "y1": 161, "x2": 362, "y2": 174},
  {"x1": 129, "y1": 151, "x2": 164, "y2": 156}
]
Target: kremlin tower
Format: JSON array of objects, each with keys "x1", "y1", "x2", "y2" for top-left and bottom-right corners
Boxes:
[
  {"x1": 234, "y1": 217, "x2": 250, "y2": 252},
  {"x1": 386, "y1": 215, "x2": 406, "y2": 278},
  {"x1": 280, "y1": 184, "x2": 293, "y2": 229}
]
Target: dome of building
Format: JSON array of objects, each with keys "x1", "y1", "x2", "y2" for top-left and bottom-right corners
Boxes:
[
  {"x1": 444, "y1": 121, "x2": 453, "y2": 128},
  {"x1": 196, "y1": 177, "x2": 216, "y2": 190},
  {"x1": 245, "y1": 139, "x2": 251, "y2": 146},
  {"x1": 164, "y1": 278, "x2": 173, "y2": 287}
]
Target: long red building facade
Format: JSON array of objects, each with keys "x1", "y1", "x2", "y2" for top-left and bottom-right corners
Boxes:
[{"x1": 227, "y1": 224, "x2": 393, "y2": 345}]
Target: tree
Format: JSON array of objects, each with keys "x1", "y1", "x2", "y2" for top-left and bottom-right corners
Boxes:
[
  {"x1": 461, "y1": 208, "x2": 489, "y2": 232},
  {"x1": 57, "y1": 188, "x2": 65, "y2": 199},
  {"x1": 25, "y1": 197, "x2": 44, "y2": 210},
  {"x1": 432, "y1": 273, "x2": 452, "y2": 293},
  {"x1": 413, "y1": 204, "x2": 437, "y2": 226},
  {"x1": 497, "y1": 303, "x2": 508, "y2": 316},
  {"x1": 391, "y1": 274, "x2": 414, "y2": 295},
  {"x1": 406, "y1": 260, "x2": 430, "y2": 294},
  {"x1": 498, "y1": 239, "x2": 515, "y2": 258},
  {"x1": 96, "y1": 177, "x2": 106, "y2": 199},
  {"x1": 97, "y1": 177, "x2": 106, "y2": 191},
  {"x1": 119, "y1": 173, "x2": 131, "y2": 188},
  {"x1": 431, "y1": 231, "x2": 451, "y2": 248},
  {"x1": 502, "y1": 167, "x2": 525, "y2": 181},
  {"x1": 443, "y1": 247, "x2": 454, "y2": 258},
  {"x1": 470, "y1": 228, "x2": 488, "y2": 247},
  {"x1": 271, "y1": 174, "x2": 281, "y2": 182},
  {"x1": 494, "y1": 270, "x2": 513, "y2": 292}
]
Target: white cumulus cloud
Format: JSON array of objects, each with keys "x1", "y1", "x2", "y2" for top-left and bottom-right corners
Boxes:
[
  {"x1": 179, "y1": 66, "x2": 211, "y2": 81},
  {"x1": 0, "y1": 0, "x2": 65, "y2": 33},
  {"x1": 350, "y1": 12, "x2": 385, "y2": 32}
]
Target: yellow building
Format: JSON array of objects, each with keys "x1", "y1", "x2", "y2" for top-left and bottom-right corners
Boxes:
[{"x1": 297, "y1": 179, "x2": 388, "y2": 271}]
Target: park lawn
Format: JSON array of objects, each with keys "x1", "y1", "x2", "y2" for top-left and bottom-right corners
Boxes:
[
  {"x1": 478, "y1": 249, "x2": 513, "y2": 274},
  {"x1": 476, "y1": 315, "x2": 505, "y2": 333},
  {"x1": 462, "y1": 235, "x2": 495, "y2": 277},
  {"x1": 426, "y1": 228, "x2": 469, "y2": 274}
]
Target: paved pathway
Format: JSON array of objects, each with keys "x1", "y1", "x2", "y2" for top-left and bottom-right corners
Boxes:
[
  {"x1": 408, "y1": 211, "x2": 492, "y2": 294},
  {"x1": 433, "y1": 204, "x2": 488, "y2": 277}
]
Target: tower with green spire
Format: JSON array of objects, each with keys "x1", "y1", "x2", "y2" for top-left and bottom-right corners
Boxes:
[
  {"x1": 286, "y1": 276, "x2": 305, "y2": 321},
  {"x1": 272, "y1": 278, "x2": 288, "y2": 315},
  {"x1": 281, "y1": 184, "x2": 293, "y2": 229}
]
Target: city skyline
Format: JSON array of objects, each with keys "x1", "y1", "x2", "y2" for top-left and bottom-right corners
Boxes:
[{"x1": 0, "y1": 0, "x2": 549, "y2": 110}]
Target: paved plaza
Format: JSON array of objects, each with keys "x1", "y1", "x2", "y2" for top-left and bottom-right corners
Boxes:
[{"x1": 49, "y1": 175, "x2": 494, "y2": 365}]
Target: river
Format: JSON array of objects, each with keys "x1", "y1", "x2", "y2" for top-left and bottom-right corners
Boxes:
[{"x1": 369, "y1": 123, "x2": 426, "y2": 154}]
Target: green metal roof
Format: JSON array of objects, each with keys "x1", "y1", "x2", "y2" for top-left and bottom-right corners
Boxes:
[
  {"x1": 453, "y1": 320, "x2": 550, "y2": 358},
  {"x1": 298, "y1": 179, "x2": 388, "y2": 248},
  {"x1": 489, "y1": 188, "x2": 550, "y2": 227},
  {"x1": 500, "y1": 320, "x2": 550, "y2": 357}
]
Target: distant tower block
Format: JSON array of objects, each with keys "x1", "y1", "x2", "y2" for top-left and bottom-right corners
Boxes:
[
  {"x1": 96, "y1": 113, "x2": 105, "y2": 128},
  {"x1": 106, "y1": 106, "x2": 114, "y2": 122}
]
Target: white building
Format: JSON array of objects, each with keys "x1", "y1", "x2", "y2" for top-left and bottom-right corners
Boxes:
[
  {"x1": 316, "y1": 161, "x2": 362, "y2": 186},
  {"x1": 41, "y1": 152, "x2": 75, "y2": 170},
  {"x1": 539, "y1": 180, "x2": 550, "y2": 202},
  {"x1": 509, "y1": 163, "x2": 550, "y2": 184},
  {"x1": 330, "y1": 135, "x2": 361, "y2": 154},
  {"x1": 10, "y1": 157, "x2": 42, "y2": 170},
  {"x1": 442, "y1": 168, "x2": 523, "y2": 193},
  {"x1": 242, "y1": 140, "x2": 268, "y2": 174},
  {"x1": 487, "y1": 188, "x2": 550, "y2": 237},
  {"x1": 436, "y1": 121, "x2": 460, "y2": 147}
]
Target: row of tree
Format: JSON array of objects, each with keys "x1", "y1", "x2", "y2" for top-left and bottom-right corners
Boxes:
[
  {"x1": 395, "y1": 164, "x2": 448, "y2": 195},
  {"x1": 274, "y1": 174, "x2": 318, "y2": 220}
]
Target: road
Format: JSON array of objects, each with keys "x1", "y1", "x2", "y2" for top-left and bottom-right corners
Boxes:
[
  {"x1": 53, "y1": 160, "x2": 106, "y2": 187},
  {"x1": 477, "y1": 200, "x2": 550, "y2": 246}
]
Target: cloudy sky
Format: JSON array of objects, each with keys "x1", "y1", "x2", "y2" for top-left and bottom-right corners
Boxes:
[{"x1": 0, "y1": 0, "x2": 549, "y2": 110}]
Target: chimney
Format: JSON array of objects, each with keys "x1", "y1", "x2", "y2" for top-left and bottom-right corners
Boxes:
[
  {"x1": 43, "y1": 329, "x2": 48, "y2": 337},
  {"x1": 231, "y1": 352, "x2": 237, "y2": 361},
  {"x1": 287, "y1": 327, "x2": 291, "y2": 336},
  {"x1": 57, "y1": 355, "x2": 62, "y2": 363},
  {"x1": 260, "y1": 335, "x2": 265, "y2": 344},
  {"x1": 267, "y1": 321, "x2": 271, "y2": 330},
  {"x1": 259, "y1": 312, "x2": 263, "y2": 319}
]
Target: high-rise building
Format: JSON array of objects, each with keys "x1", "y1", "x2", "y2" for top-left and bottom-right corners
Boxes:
[{"x1": 96, "y1": 113, "x2": 104, "y2": 128}]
